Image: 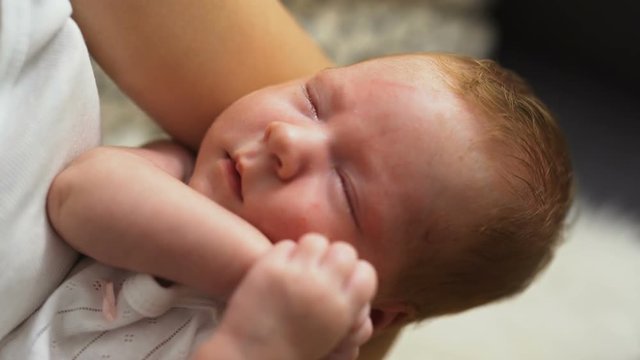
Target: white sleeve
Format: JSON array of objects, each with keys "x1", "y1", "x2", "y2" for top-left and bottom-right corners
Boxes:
[{"x1": 0, "y1": 0, "x2": 101, "y2": 340}]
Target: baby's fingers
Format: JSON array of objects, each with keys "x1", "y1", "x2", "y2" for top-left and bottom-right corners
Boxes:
[
  {"x1": 345, "y1": 260, "x2": 377, "y2": 308},
  {"x1": 320, "y1": 241, "x2": 358, "y2": 283},
  {"x1": 261, "y1": 240, "x2": 296, "y2": 264},
  {"x1": 291, "y1": 233, "x2": 329, "y2": 265},
  {"x1": 330, "y1": 304, "x2": 373, "y2": 355},
  {"x1": 349, "y1": 304, "x2": 374, "y2": 347}
]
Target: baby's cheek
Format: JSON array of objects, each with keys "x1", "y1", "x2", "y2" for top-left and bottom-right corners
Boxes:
[
  {"x1": 286, "y1": 201, "x2": 332, "y2": 231},
  {"x1": 252, "y1": 201, "x2": 329, "y2": 242}
]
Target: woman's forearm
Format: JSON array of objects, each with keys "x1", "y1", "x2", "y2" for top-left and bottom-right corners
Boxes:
[
  {"x1": 71, "y1": 0, "x2": 332, "y2": 149},
  {"x1": 47, "y1": 147, "x2": 271, "y2": 298}
]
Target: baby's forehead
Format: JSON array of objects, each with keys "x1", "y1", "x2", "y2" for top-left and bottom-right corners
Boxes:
[
  {"x1": 338, "y1": 56, "x2": 469, "y2": 113},
  {"x1": 319, "y1": 60, "x2": 458, "y2": 113},
  {"x1": 349, "y1": 55, "x2": 447, "y2": 83}
]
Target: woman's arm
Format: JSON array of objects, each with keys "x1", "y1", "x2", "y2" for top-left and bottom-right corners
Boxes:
[
  {"x1": 71, "y1": 0, "x2": 332, "y2": 150},
  {"x1": 47, "y1": 143, "x2": 271, "y2": 298}
]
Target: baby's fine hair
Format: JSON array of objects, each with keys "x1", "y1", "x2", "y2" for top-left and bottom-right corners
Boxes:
[{"x1": 397, "y1": 54, "x2": 574, "y2": 320}]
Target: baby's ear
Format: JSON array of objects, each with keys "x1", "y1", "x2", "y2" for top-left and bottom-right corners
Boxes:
[{"x1": 370, "y1": 302, "x2": 416, "y2": 334}]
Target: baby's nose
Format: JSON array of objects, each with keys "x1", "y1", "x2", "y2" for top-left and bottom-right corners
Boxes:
[{"x1": 264, "y1": 121, "x2": 328, "y2": 180}]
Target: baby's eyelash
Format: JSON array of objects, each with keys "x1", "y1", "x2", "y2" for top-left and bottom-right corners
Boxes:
[
  {"x1": 302, "y1": 83, "x2": 319, "y2": 121},
  {"x1": 336, "y1": 168, "x2": 360, "y2": 229}
]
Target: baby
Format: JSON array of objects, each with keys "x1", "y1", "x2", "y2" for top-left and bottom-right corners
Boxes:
[
  {"x1": 182, "y1": 52, "x2": 573, "y2": 321},
  {"x1": 3, "y1": 53, "x2": 573, "y2": 358}
]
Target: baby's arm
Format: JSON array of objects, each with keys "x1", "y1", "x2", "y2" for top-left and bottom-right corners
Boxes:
[
  {"x1": 194, "y1": 234, "x2": 377, "y2": 360},
  {"x1": 47, "y1": 141, "x2": 271, "y2": 298}
]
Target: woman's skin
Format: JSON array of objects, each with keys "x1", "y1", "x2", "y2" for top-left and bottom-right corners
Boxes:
[
  {"x1": 70, "y1": 0, "x2": 400, "y2": 358},
  {"x1": 72, "y1": 0, "x2": 332, "y2": 150}
]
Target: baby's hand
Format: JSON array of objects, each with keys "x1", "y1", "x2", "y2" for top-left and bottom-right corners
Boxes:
[
  {"x1": 322, "y1": 303, "x2": 373, "y2": 360},
  {"x1": 203, "y1": 233, "x2": 377, "y2": 360}
]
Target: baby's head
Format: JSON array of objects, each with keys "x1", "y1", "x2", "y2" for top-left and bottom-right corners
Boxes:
[
  {"x1": 386, "y1": 54, "x2": 574, "y2": 322},
  {"x1": 190, "y1": 53, "x2": 573, "y2": 330}
]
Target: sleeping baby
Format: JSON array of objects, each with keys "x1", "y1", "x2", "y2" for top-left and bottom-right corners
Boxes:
[{"x1": 1, "y1": 53, "x2": 573, "y2": 359}]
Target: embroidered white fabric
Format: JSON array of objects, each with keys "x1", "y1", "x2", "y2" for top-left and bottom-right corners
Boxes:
[{"x1": 0, "y1": 259, "x2": 220, "y2": 359}]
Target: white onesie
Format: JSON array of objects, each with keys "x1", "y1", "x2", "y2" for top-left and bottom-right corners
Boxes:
[
  {"x1": 0, "y1": 0, "x2": 100, "y2": 340},
  {"x1": 0, "y1": 259, "x2": 221, "y2": 359}
]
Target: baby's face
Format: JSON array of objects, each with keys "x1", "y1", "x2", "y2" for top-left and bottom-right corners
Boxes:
[{"x1": 190, "y1": 56, "x2": 494, "y2": 292}]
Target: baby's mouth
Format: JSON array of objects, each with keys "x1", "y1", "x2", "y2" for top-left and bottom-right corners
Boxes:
[{"x1": 224, "y1": 152, "x2": 243, "y2": 201}]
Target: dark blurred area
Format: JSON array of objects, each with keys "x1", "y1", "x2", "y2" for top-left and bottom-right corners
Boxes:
[{"x1": 493, "y1": 0, "x2": 640, "y2": 216}]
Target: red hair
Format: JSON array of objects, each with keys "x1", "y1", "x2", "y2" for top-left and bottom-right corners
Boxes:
[{"x1": 396, "y1": 54, "x2": 574, "y2": 320}]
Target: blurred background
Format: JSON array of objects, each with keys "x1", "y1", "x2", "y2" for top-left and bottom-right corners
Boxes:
[
  {"x1": 97, "y1": 0, "x2": 640, "y2": 358},
  {"x1": 496, "y1": 0, "x2": 639, "y2": 218}
]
